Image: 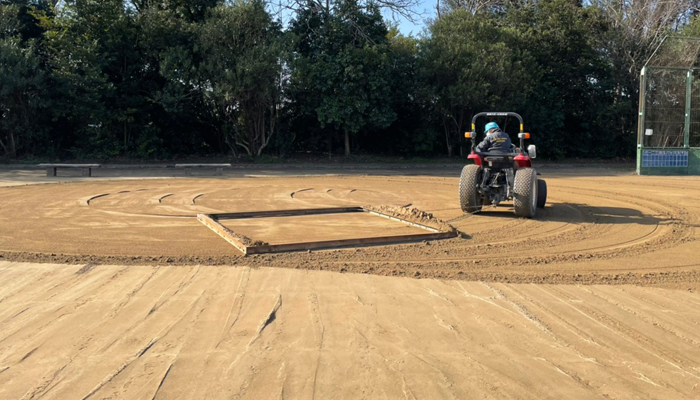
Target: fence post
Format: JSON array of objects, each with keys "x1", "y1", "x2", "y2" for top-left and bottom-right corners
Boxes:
[
  {"x1": 638, "y1": 67, "x2": 646, "y2": 146},
  {"x1": 686, "y1": 69, "x2": 692, "y2": 148},
  {"x1": 637, "y1": 67, "x2": 646, "y2": 174}
]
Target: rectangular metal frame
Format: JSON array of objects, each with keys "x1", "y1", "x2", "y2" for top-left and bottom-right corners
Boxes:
[{"x1": 197, "y1": 207, "x2": 456, "y2": 255}]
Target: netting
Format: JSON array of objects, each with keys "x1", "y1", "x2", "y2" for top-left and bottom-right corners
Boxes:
[
  {"x1": 643, "y1": 69, "x2": 686, "y2": 148},
  {"x1": 692, "y1": 70, "x2": 700, "y2": 147},
  {"x1": 641, "y1": 36, "x2": 700, "y2": 149}
]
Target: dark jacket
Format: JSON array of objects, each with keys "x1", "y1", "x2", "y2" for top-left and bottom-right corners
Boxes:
[{"x1": 476, "y1": 129, "x2": 512, "y2": 153}]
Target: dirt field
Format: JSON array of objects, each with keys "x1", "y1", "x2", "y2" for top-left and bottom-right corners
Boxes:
[
  {"x1": 1, "y1": 165, "x2": 700, "y2": 399},
  {"x1": 0, "y1": 166, "x2": 698, "y2": 286}
]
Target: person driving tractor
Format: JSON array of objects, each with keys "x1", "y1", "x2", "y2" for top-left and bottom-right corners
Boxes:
[
  {"x1": 475, "y1": 122, "x2": 513, "y2": 192},
  {"x1": 476, "y1": 122, "x2": 511, "y2": 153}
]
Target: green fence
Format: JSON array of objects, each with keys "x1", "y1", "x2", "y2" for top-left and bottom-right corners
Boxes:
[{"x1": 637, "y1": 37, "x2": 700, "y2": 175}]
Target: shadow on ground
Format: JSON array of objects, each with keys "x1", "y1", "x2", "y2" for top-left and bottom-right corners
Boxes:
[{"x1": 475, "y1": 202, "x2": 671, "y2": 226}]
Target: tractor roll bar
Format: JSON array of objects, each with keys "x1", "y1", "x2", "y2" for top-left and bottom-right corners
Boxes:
[
  {"x1": 469, "y1": 112, "x2": 527, "y2": 154},
  {"x1": 470, "y1": 112, "x2": 524, "y2": 133}
]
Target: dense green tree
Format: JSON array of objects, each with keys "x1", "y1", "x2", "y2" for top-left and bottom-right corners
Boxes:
[
  {"x1": 198, "y1": 0, "x2": 283, "y2": 156},
  {"x1": 129, "y1": 0, "x2": 219, "y2": 22},
  {"x1": 0, "y1": 0, "x2": 695, "y2": 160},
  {"x1": 289, "y1": 0, "x2": 395, "y2": 156},
  {"x1": 40, "y1": 0, "x2": 221, "y2": 158},
  {"x1": 421, "y1": 9, "x2": 534, "y2": 156},
  {"x1": 40, "y1": 0, "x2": 148, "y2": 157},
  {"x1": 134, "y1": 5, "x2": 217, "y2": 155},
  {"x1": 502, "y1": 0, "x2": 613, "y2": 158},
  {"x1": 0, "y1": 3, "x2": 45, "y2": 157},
  {"x1": 376, "y1": 29, "x2": 440, "y2": 155}
]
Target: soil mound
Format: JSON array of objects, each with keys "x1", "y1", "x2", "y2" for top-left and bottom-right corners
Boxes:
[{"x1": 366, "y1": 205, "x2": 457, "y2": 233}]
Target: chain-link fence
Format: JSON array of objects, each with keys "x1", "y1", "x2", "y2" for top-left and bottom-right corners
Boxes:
[
  {"x1": 691, "y1": 70, "x2": 700, "y2": 147},
  {"x1": 643, "y1": 68, "x2": 686, "y2": 148},
  {"x1": 639, "y1": 37, "x2": 700, "y2": 150}
]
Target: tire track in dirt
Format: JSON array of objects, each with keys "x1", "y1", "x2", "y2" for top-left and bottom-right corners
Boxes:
[
  {"x1": 290, "y1": 188, "x2": 312, "y2": 198},
  {"x1": 349, "y1": 321, "x2": 418, "y2": 400},
  {"x1": 0, "y1": 169, "x2": 699, "y2": 287},
  {"x1": 108, "y1": 290, "x2": 211, "y2": 399},
  {"x1": 77, "y1": 289, "x2": 208, "y2": 400},
  {"x1": 533, "y1": 285, "x2": 700, "y2": 381},
  {"x1": 0, "y1": 266, "x2": 60, "y2": 306},
  {"x1": 0, "y1": 269, "x2": 183, "y2": 394},
  {"x1": 71, "y1": 290, "x2": 206, "y2": 399},
  {"x1": 307, "y1": 293, "x2": 325, "y2": 400},
  {"x1": 106, "y1": 266, "x2": 162, "y2": 319},
  {"x1": 216, "y1": 266, "x2": 251, "y2": 348},
  {"x1": 151, "y1": 193, "x2": 173, "y2": 204},
  {"x1": 99, "y1": 267, "x2": 204, "y2": 354},
  {"x1": 19, "y1": 364, "x2": 68, "y2": 400},
  {"x1": 79, "y1": 193, "x2": 109, "y2": 206},
  {"x1": 620, "y1": 286, "x2": 700, "y2": 312},
  {"x1": 579, "y1": 286, "x2": 700, "y2": 348},
  {"x1": 0, "y1": 267, "x2": 122, "y2": 346},
  {"x1": 3, "y1": 262, "x2": 700, "y2": 398},
  {"x1": 492, "y1": 285, "x2": 609, "y2": 356},
  {"x1": 479, "y1": 282, "x2": 553, "y2": 335}
]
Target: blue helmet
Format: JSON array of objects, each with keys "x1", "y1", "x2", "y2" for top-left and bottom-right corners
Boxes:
[{"x1": 484, "y1": 122, "x2": 499, "y2": 133}]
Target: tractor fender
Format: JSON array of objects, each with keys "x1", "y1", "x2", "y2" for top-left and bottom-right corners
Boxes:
[
  {"x1": 514, "y1": 154, "x2": 531, "y2": 168},
  {"x1": 468, "y1": 153, "x2": 482, "y2": 166}
]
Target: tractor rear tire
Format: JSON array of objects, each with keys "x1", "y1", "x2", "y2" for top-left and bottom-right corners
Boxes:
[
  {"x1": 513, "y1": 168, "x2": 537, "y2": 218},
  {"x1": 537, "y1": 179, "x2": 547, "y2": 209},
  {"x1": 459, "y1": 165, "x2": 483, "y2": 213}
]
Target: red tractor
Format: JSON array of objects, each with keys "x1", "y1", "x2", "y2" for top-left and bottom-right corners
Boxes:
[{"x1": 459, "y1": 112, "x2": 547, "y2": 218}]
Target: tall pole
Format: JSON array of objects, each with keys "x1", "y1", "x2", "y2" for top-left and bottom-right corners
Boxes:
[{"x1": 686, "y1": 70, "x2": 692, "y2": 148}]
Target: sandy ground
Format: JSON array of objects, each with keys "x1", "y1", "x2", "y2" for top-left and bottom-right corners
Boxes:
[
  {"x1": 0, "y1": 166, "x2": 698, "y2": 286},
  {"x1": 1, "y1": 165, "x2": 700, "y2": 399},
  {"x1": 220, "y1": 212, "x2": 431, "y2": 245}
]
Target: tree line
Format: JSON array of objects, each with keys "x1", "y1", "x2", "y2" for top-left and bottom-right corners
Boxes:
[{"x1": 0, "y1": 0, "x2": 698, "y2": 160}]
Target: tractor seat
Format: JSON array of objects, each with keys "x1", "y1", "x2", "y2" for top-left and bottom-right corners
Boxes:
[
  {"x1": 477, "y1": 151, "x2": 518, "y2": 158},
  {"x1": 477, "y1": 152, "x2": 516, "y2": 169}
]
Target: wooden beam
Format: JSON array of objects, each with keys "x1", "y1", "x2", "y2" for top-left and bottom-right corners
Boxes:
[
  {"x1": 197, "y1": 214, "x2": 248, "y2": 255},
  {"x1": 215, "y1": 207, "x2": 364, "y2": 220},
  {"x1": 364, "y1": 209, "x2": 443, "y2": 233},
  {"x1": 245, "y1": 231, "x2": 456, "y2": 254},
  {"x1": 198, "y1": 206, "x2": 459, "y2": 256}
]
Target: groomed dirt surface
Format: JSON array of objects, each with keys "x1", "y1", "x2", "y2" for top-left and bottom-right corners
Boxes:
[
  {"x1": 219, "y1": 211, "x2": 432, "y2": 245},
  {"x1": 3, "y1": 262, "x2": 700, "y2": 399},
  {"x1": 2, "y1": 166, "x2": 700, "y2": 399},
  {"x1": 0, "y1": 167, "x2": 698, "y2": 287}
]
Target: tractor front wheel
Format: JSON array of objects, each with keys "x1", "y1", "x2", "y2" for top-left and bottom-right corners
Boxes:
[
  {"x1": 513, "y1": 168, "x2": 537, "y2": 218},
  {"x1": 459, "y1": 165, "x2": 483, "y2": 213}
]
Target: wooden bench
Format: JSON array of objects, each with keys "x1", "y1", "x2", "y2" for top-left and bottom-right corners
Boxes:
[
  {"x1": 175, "y1": 163, "x2": 231, "y2": 176},
  {"x1": 39, "y1": 164, "x2": 101, "y2": 177}
]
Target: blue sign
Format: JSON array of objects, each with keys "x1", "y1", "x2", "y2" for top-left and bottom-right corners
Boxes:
[{"x1": 642, "y1": 150, "x2": 688, "y2": 168}]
